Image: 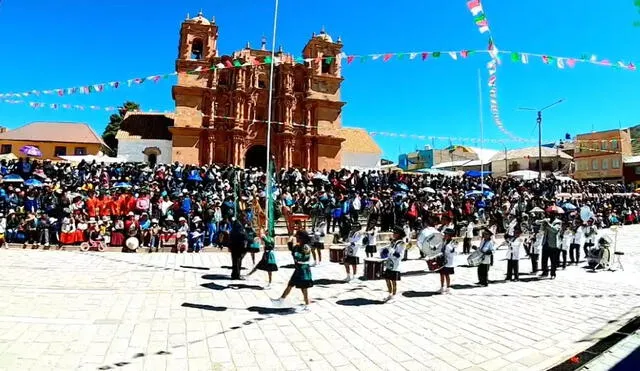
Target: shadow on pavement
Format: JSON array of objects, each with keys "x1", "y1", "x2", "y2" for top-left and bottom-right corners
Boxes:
[
  {"x1": 201, "y1": 274, "x2": 234, "y2": 280},
  {"x1": 181, "y1": 302, "x2": 227, "y2": 311},
  {"x1": 247, "y1": 306, "x2": 295, "y2": 315},
  {"x1": 336, "y1": 298, "x2": 385, "y2": 306},
  {"x1": 201, "y1": 282, "x2": 264, "y2": 291},
  {"x1": 219, "y1": 265, "x2": 248, "y2": 270},
  {"x1": 180, "y1": 265, "x2": 210, "y2": 270},
  {"x1": 402, "y1": 291, "x2": 439, "y2": 298},
  {"x1": 314, "y1": 278, "x2": 347, "y2": 286}
]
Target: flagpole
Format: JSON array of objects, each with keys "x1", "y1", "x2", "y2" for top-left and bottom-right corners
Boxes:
[
  {"x1": 478, "y1": 68, "x2": 484, "y2": 188},
  {"x1": 264, "y1": 0, "x2": 279, "y2": 232}
]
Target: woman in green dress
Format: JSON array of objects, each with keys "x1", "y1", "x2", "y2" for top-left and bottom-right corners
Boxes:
[
  {"x1": 246, "y1": 231, "x2": 278, "y2": 288},
  {"x1": 272, "y1": 230, "x2": 313, "y2": 312}
]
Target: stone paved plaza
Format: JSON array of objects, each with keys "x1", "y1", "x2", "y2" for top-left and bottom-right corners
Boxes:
[{"x1": 2, "y1": 226, "x2": 640, "y2": 371}]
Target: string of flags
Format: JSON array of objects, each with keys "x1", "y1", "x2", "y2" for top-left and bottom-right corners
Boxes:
[
  {"x1": 467, "y1": 0, "x2": 523, "y2": 141},
  {"x1": 2, "y1": 46, "x2": 639, "y2": 100}
]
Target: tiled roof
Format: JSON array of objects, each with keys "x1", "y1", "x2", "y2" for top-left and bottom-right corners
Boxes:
[
  {"x1": 0, "y1": 122, "x2": 104, "y2": 145},
  {"x1": 490, "y1": 146, "x2": 573, "y2": 161},
  {"x1": 336, "y1": 127, "x2": 382, "y2": 154},
  {"x1": 116, "y1": 112, "x2": 174, "y2": 141}
]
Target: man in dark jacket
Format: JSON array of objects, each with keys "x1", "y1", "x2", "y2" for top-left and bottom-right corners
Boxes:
[{"x1": 229, "y1": 219, "x2": 247, "y2": 279}]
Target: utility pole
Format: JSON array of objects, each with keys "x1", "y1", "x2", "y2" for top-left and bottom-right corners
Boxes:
[
  {"x1": 503, "y1": 144, "x2": 508, "y2": 176},
  {"x1": 518, "y1": 99, "x2": 565, "y2": 180}
]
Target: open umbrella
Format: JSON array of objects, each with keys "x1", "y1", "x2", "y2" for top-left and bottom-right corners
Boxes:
[
  {"x1": 187, "y1": 171, "x2": 203, "y2": 182},
  {"x1": 24, "y1": 178, "x2": 43, "y2": 187},
  {"x1": 483, "y1": 190, "x2": 495, "y2": 200},
  {"x1": 423, "y1": 187, "x2": 436, "y2": 194},
  {"x1": 530, "y1": 207, "x2": 545, "y2": 214},
  {"x1": 562, "y1": 202, "x2": 577, "y2": 211},
  {"x1": 480, "y1": 184, "x2": 492, "y2": 191},
  {"x1": 465, "y1": 190, "x2": 483, "y2": 198},
  {"x1": 394, "y1": 182, "x2": 409, "y2": 192},
  {"x1": 313, "y1": 173, "x2": 329, "y2": 183},
  {"x1": 19, "y1": 145, "x2": 42, "y2": 157},
  {"x1": 113, "y1": 182, "x2": 132, "y2": 189},
  {"x1": 546, "y1": 205, "x2": 565, "y2": 214},
  {"x1": 1, "y1": 174, "x2": 24, "y2": 183}
]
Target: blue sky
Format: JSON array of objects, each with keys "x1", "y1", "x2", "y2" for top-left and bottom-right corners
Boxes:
[{"x1": 1, "y1": 0, "x2": 639, "y2": 161}]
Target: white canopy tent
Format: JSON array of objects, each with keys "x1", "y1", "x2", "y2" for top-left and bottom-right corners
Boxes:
[
  {"x1": 508, "y1": 170, "x2": 545, "y2": 180},
  {"x1": 58, "y1": 154, "x2": 128, "y2": 164}
]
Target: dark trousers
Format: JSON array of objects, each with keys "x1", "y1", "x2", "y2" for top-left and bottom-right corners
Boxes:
[
  {"x1": 569, "y1": 243, "x2": 580, "y2": 264},
  {"x1": 560, "y1": 250, "x2": 567, "y2": 269},
  {"x1": 463, "y1": 238, "x2": 471, "y2": 254},
  {"x1": 584, "y1": 242, "x2": 594, "y2": 259},
  {"x1": 541, "y1": 247, "x2": 552, "y2": 276},
  {"x1": 231, "y1": 249, "x2": 246, "y2": 279},
  {"x1": 530, "y1": 253, "x2": 539, "y2": 273},
  {"x1": 550, "y1": 249, "x2": 559, "y2": 277},
  {"x1": 478, "y1": 264, "x2": 490, "y2": 286},
  {"x1": 506, "y1": 259, "x2": 519, "y2": 281}
]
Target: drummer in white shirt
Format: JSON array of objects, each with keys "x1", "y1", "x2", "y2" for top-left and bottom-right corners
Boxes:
[
  {"x1": 438, "y1": 228, "x2": 457, "y2": 294},
  {"x1": 463, "y1": 217, "x2": 476, "y2": 254},
  {"x1": 506, "y1": 226, "x2": 525, "y2": 281},
  {"x1": 530, "y1": 225, "x2": 544, "y2": 274},
  {"x1": 476, "y1": 228, "x2": 495, "y2": 286}
]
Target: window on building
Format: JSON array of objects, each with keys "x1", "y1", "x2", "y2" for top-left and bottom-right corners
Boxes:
[
  {"x1": 54, "y1": 146, "x2": 66, "y2": 157},
  {"x1": 191, "y1": 39, "x2": 204, "y2": 60},
  {"x1": 592, "y1": 159, "x2": 598, "y2": 170},
  {"x1": 601, "y1": 141, "x2": 607, "y2": 150},
  {"x1": 635, "y1": 166, "x2": 640, "y2": 176},
  {"x1": 74, "y1": 147, "x2": 87, "y2": 155},
  {"x1": 612, "y1": 158, "x2": 621, "y2": 169},
  {"x1": 321, "y1": 59, "x2": 332, "y2": 74},
  {"x1": 0, "y1": 144, "x2": 11, "y2": 154},
  {"x1": 602, "y1": 159, "x2": 608, "y2": 170},
  {"x1": 612, "y1": 139, "x2": 619, "y2": 150}
]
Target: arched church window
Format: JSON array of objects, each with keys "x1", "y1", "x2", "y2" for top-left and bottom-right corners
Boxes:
[{"x1": 191, "y1": 39, "x2": 204, "y2": 60}]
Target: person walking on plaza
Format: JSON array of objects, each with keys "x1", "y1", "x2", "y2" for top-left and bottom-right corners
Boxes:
[
  {"x1": 540, "y1": 218, "x2": 561, "y2": 279},
  {"x1": 506, "y1": 226, "x2": 525, "y2": 281},
  {"x1": 246, "y1": 232, "x2": 278, "y2": 288},
  {"x1": 229, "y1": 219, "x2": 248, "y2": 280},
  {"x1": 438, "y1": 228, "x2": 457, "y2": 294},
  {"x1": 476, "y1": 228, "x2": 495, "y2": 286},
  {"x1": 272, "y1": 230, "x2": 313, "y2": 312},
  {"x1": 569, "y1": 221, "x2": 584, "y2": 265}
]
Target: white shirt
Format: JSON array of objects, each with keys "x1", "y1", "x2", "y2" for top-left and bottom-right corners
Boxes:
[
  {"x1": 465, "y1": 222, "x2": 475, "y2": 238},
  {"x1": 365, "y1": 231, "x2": 377, "y2": 246},
  {"x1": 583, "y1": 225, "x2": 598, "y2": 245},
  {"x1": 479, "y1": 239, "x2": 495, "y2": 265},
  {"x1": 561, "y1": 230, "x2": 574, "y2": 251},
  {"x1": 441, "y1": 240, "x2": 457, "y2": 268},
  {"x1": 532, "y1": 231, "x2": 544, "y2": 254},
  {"x1": 385, "y1": 240, "x2": 406, "y2": 271},
  {"x1": 507, "y1": 236, "x2": 525, "y2": 260},
  {"x1": 572, "y1": 226, "x2": 584, "y2": 246}
]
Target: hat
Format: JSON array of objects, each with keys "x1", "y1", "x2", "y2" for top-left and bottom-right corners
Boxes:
[
  {"x1": 151, "y1": 218, "x2": 159, "y2": 224},
  {"x1": 88, "y1": 217, "x2": 96, "y2": 224},
  {"x1": 392, "y1": 225, "x2": 407, "y2": 239},
  {"x1": 443, "y1": 228, "x2": 456, "y2": 236},
  {"x1": 127, "y1": 211, "x2": 134, "y2": 217},
  {"x1": 179, "y1": 217, "x2": 186, "y2": 222},
  {"x1": 165, "y1": 215, "x2": 174, "y2": 222},
  {"x1": 192, "y1": 216, "x2": 202, "y2": 223}
]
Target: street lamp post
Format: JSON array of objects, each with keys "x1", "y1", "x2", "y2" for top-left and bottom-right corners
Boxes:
[{"x1": 518, "y1": 99, "x2": 565, "y2": 180}]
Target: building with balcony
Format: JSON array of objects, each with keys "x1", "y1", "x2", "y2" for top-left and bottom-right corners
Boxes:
[{"x1": 574, "y1": 129, "x2": 632, "y2": 182}]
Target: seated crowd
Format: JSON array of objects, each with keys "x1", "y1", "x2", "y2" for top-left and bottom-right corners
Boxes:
[{"x1": 0, "y1": 157, "x2": 637, "y2": 251}]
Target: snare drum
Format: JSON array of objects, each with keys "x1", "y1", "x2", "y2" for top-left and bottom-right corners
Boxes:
[
  {"x1": 426, "y1": 254, "x2": 444, "y2": 271},
  {"x1": 329, "y1": 246, "x2": 345, "y2": 263},
  {"x1": 467, "y1": 250, "x2": 483, "y2": 267},
  {"x1": 364, "y1": 258, "x2": 384, "y2": 280}
]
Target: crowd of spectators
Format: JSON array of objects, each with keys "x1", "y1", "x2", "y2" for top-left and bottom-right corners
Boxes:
[{"x1": 0, "y1": 157, "x2": 637, "y2": 251}]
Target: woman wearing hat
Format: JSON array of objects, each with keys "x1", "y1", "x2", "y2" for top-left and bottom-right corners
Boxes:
[
  {"x1": 382, "y1": 226, "x2": 406, "y2": 302},
  {"x1": 476, "y1": 228, "x2": 495, "y2": 286},
  {"x1": 272, "y1": 230, "x2": 313, "y2": 312},
  {"x1": 438, "y1": 228, "x2": 457, "y2": 294}
]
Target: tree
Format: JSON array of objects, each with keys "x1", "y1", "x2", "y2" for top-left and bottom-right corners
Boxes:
[{"x1": 102, "y1": 101, "x2": 140, "y2": 155}]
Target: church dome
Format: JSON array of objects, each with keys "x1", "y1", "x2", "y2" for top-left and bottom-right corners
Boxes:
[
  {"x1": 315, "y1": 29, "x2": 333, "y2": 43},
  {"x1": 188, "y1": 10, "x2": 211, "y2": 25}
]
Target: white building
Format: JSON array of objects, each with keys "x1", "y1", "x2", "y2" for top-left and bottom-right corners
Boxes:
[{"x1": 116, "y1": 112, "x2": 173, "y2": 165}]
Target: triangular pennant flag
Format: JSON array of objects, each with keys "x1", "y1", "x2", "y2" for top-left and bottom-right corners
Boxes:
[
  {"x1": 510, "y1": 52, "x2": 520, "y2": 62},
  {"x1": 542, "y1": 55, "x2": 549, "y2": 64},
  {"x1": 557, "y1": 58, "x2": 565, "y2": 69},
  {"x1": 193, "y1": 66, "x2": 203, "y2": 72},
  {"x1": 409, "y1": 52, "x2": 418, "y2": 60},
  {"x1": 224, "y1": 60, "x2": 234, "y2": 68},
  {"x1": 360, "y1": 56, "x2": 367, "y2": 63},
  {"x1": 347, "y1": 56, "x2": 354, "y2": 64},
  {"x1": 326, "y1": 56, "x2": 334, "y2": 64},
  {"x1": 421, "y1": 52, "x2": 429, "y2": 60},
  {"x1": 600, "y1": 59, "x2": 611, "y2": 66},
  {"x1": 567, "y1": 58, "x2": 576, "y2": 68},
  {"x1": 460, "y1": 50, "x2": 469, "y2": 58},
  {"x1": 478, "y1": 25, "x2": 490, "y2": 34},
  {"x1": 448, "y1": 52, "x2": 458, "y2": 60},
  {"x1": 371, "y1": 54, "x2": 381, "y2": 60},
  {"x1": 264, "y1": 56, "x2": 272, "y2": 64},
  {"x1": 295, "y1": 56, "x2": 305, "y2": 64},
  {"x1": 252, "y1": 57, "x2": 261, "y2": 66},
  {"x1": 432, "y1": 52, "x2": 441, "y2": 58},
  {"x1": 109, "y1": 82, "x2": 119, "y2": 89},
  {"x1": 474, "y1": 14, "x2": 486, "y2": 23},
  {"x1": 396, "y1": 53, "x2": 404, "y2": 60},
  {"x1": 216, "y1": 63, "x2": 225, "y2": 69},
  {"x1": 467, "y1": 0, "x2": 483, "y2": 16},
  {"x1": 233, "y1": 60, "x2": 242, "y2": 67},
  {"x1": 521, "y1": 53, "x2": 529, "y2": 64},
  {"x1": 590, "y1": 55, "x2": 598, "y2": 63},
  {"x1": 383, "y1": 54, "x2": 393, "y2": 62},
  {"x1": 629, "y1": 62, "x2": 636, "y2": 71}
]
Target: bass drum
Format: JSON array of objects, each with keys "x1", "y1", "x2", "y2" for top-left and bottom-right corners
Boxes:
[
  {"x1": 417, "y1": 228, "x2": 443, "y2": 255},
  {"x1": 467, "y1": 250, "x2": 483, "y2": 267},
  {"x1": 125, "y1": 237, "x2": 139, "y2": 251}
]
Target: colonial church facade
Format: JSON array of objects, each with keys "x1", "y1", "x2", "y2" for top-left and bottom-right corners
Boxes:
[{"x1": 118, "y1": 11, "x2": 381, "y2": 169}]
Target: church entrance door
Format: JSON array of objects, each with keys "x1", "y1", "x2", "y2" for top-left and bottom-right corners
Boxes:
[{"x1": 244, "y1": 145, "x2": 267, "y2": 170}]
